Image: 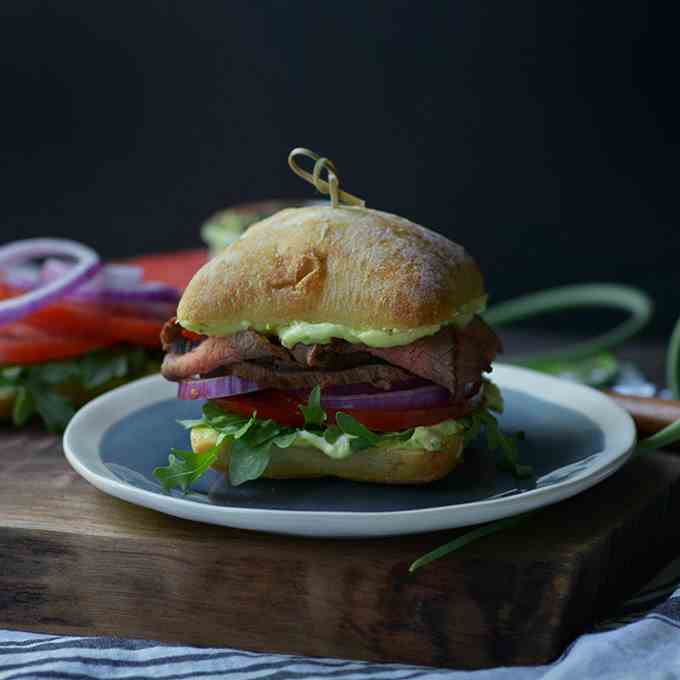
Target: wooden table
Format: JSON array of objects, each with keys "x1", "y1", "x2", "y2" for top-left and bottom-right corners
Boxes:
[{"x1": 0, "y1": 335, "x2": 677, "y2": 670}]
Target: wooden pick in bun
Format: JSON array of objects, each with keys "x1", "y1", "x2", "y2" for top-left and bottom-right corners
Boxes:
[{"x1": 155, "y1": 148, "x2": 505, "y2": 490}]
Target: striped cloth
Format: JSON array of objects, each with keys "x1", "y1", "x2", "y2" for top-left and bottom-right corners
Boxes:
[{"x1": 2, "y1": 580, "x2": 680, "y2": 680}]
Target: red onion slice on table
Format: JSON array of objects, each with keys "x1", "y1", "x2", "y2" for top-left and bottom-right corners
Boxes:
[
  {"x1": 0, "y1": 239, "x2": 100, "y2": 325},
  {"x1": 3, "y1": 255, "x2": 181, "y2": 310},
  {"x1": 40, "y1": 259, "x2": 181, "y2": 303}
]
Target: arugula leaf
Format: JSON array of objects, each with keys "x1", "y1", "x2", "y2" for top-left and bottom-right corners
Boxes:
[
  {"x1": 177, "y1": 407, "x2": 256, "y2": 437},
  {"x1": 36, "y1": 361, "x2": 80, "y2": 386},
  {"x1": 79, "y1": 352, "x2": 128, "y2": 390},
  {"x1": 335, "y1": 412, "x2": 380, "y2": 445},
  {"x1": 154, "y1": 447, "x2": 217, "y2": 493},
  {"x1": 29, "y1": 388, "x2": 76, "y2": 433},
  {"x1": 323, "y1": 425, "x2": 344, "y2": 444},
  {"x1": 203, "y1": 401, "x2": 230, "y2": 422},
  {"x1": 463, "y1": 415, "x2": 481, "y2": 445},
  {"x1": 273, "y1": 431, "x2": 298, "y2": 448},
  {"x1": 12, "y1": 387, "x2": 34, "y2": 426},
  {"x1": 2, "y1": 346, "x2": 162, "y2": 432},
  {"x1": 245, "y1": 419, "x2": 283, "y2": 446},
  {"x1": 299, "y1": 386, "x2": 326, "y2": 427},
  {"x1": 229, "y1": 438, "x2": 273, "y2": 486},
  {"x1": 473, "y1": 410, "x2": 531, "y2": 479},
  {"x1": 154, "y1": 428, "x2": 227, "y2": 493},
  {"x1": 154, "y1": 450, "x2": 199, "y2": 492},
  {"x1": 201, "y1": 402, "x2": 255, "y2": 433},
  {"x1": 0, "y1": 366, "x2": 23, "y2": 384},
  {"x1": 159, "y1": 404, "x2": 298, "y2": 491},
  {"x1": 497, "y1": 432, "x2": 532, "y2": 478},
  {"x1": 232, "y1": 412, "x2": 258, "y2": 439},
  {"x1": 126, "y1": 347, "x2": 149, "y2": 374}
]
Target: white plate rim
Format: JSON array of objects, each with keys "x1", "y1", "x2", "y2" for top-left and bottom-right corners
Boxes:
[{"x1": 63, "y1": 364, "x2": 637, "y2": 537}]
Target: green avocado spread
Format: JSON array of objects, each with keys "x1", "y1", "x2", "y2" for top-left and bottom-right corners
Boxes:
[{"x1": 180, "y1": 295, "x2": 487, "y2": 348}]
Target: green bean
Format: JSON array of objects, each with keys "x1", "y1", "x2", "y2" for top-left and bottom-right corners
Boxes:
[
  {"x1": 484, "y1": 284, "x2": 653, "y2": 365},
  {"x1": 666, "y1": 314, "x2": 680, "y2": 400}
]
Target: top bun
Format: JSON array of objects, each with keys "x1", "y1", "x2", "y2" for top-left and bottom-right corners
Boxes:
[{"x1": 177, "y1": 206, "x2": 485, "y2": 332}]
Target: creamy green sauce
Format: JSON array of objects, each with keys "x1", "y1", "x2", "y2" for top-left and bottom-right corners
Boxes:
[{"x1": 180, "y1": 295, "x2": 487, "y2": 348}]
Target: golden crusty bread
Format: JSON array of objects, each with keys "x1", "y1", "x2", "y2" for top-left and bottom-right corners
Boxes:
[
  {"x1": 177, "y1": 206, "x2": 484, "y2": 332},
  {"x1": 191, "y1": 426, "x2": 465, "y2": 484}
]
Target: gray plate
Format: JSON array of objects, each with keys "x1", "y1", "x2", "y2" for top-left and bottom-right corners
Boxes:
[
  {"x1": 63, "y1": 366, "x2": 636, "y2": 537},
  {"x1": 101, "y1": 389, "x2": 604, "y2": 512}
]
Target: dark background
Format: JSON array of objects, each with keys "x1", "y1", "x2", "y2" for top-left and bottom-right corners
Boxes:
[{"x1": 0, "y1": 2, "x2": 677, "y2": 335}]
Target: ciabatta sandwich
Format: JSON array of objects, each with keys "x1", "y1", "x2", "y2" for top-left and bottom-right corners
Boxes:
[{"x1": 154, "y1": 150, "x2": 513, "y2": 491}]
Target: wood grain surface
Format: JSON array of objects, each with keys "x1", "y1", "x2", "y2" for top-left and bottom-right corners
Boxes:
[
  {"x1": 604, "y1": 391, "x2": 680, "y2": 437},
  {"x1": 1, "y1": 426, "x2": 680, "y2": 669}
]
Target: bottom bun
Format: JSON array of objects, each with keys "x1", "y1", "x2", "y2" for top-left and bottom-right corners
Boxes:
[{"x1": 191, "y1": 427, "x2": 465, "y2": 484}]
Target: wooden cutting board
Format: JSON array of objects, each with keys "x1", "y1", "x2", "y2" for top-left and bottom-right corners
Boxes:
[{"x1": 1, "y1": 427, "x2": 680, "y2": 670}]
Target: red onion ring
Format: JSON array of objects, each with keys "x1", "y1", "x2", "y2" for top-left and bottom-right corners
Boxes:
[
  {"x1": 177, "y1": 375, "x2": 261, "y2": 400},
  {"x1": 40, "y1": 259, "x2": 181, "y2": 303},
  {"x1": 0, "y1": 239, "x2": 100, "y2": 325},
  {"x1": 4, "y1": 258, "x2": 181, "y2": 309},
  {"x1": 176, "y1": 373, "x2": 457, "y2": 412},
  {"x1": 317, "y1": 384, "x2": 452, "y2": 411}
]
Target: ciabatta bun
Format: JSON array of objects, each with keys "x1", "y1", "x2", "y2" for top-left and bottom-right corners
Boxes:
[
  {"x1": 191, "y1": 426, "x2": 465, "y2": 485},
  {"x1": 178, "y1": 206, "x2": 484, "y2": 334}
]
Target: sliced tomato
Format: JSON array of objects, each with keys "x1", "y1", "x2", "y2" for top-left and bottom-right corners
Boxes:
[
  {"x1": 127, "y1": 249, "x2": 208, "y2": 290},
  {"x1": 216, "y1": 391, "x2": 306, "y2": 428},
  {"x1": 0, "y1": 323, "x2": 112, "y2": 364},
  {"x1": 0, "y1": 250, "x2": 202, "y2": 356},
  {"x1": 215, "y1": 390, "x2": 476, "y2": 432},
  {"x1": 326, "y1": 403, "x2": 476, "y2": 431},
  {"x1": 0, "y1": 278, "x2": 166, "y2": 350},
  {"x1": 98, "y1": 313, "x2": 163, "y2": 347},
  {"x1": 0, "y1": 282, "x2": 17, "y2": 299},
  {"x1": 17, "y1": 302, "x2": 163, "y2": 348},
  {"x1": 0, "y1": 285, "x2": 164, "y2": 348}
]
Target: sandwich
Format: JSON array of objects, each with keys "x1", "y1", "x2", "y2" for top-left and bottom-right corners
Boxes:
[
  {"x1": 155, "y1": 158, "x2": 527, "y2": 489},
  {"x1": 0, "y1": 244, "x2": 200, "y2": 432},
  {"x1": 200, "y1": 199, "x2": 317, "y2": 256}
]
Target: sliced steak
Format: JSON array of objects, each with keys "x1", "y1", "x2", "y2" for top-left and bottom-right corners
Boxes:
[
  {"x1": 289, "y1": 316, "x2": 501, "y2": 398},
  {"x1": 160, "y1": 315, "x2": 501, "y2": 396},
  {"x1": 160, "y1": 317, "x2": 182, "y2": 352},
  {"x1": 160, "y1": 317, "x2": 206, "y2": 355},
  {"x1": 161, "y1": 329, "x2": 293, "y2": 381},
  {"x1": 366, "y1": 317, "x2": 501, "y2": 398},
  {"x1": 291, "y1": 343, "x2": 377, "y2": 370},
  {"x1": 291, "y1": 343, "x2": 326, "y2": 367},
  {"x1": 226, "y1": 361, "x2": 414, "y2": 391},
  {"x1": 458, "y1": 316, "x2": 503, "y2": 367}
]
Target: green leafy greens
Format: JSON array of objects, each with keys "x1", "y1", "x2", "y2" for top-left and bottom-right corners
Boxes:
[
  {"x1": 298, "y1": 385, "x2": 327, "y2": 427},
  {"x1": 0, "y1": 346, "x2": 161, "y2": 432},
  {"x1": 153, "y1": 383, "x2": 530, "y2": 493}
]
